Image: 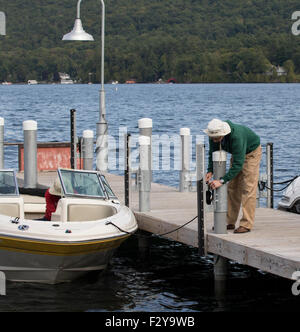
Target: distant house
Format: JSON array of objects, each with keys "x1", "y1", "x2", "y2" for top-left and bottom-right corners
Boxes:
[
  {"x1": 266, "y1": 65, "x2": 287, "y2": 76},
  {"x1": 276, "y1": 66, "x2": 287, "y2": 76}
]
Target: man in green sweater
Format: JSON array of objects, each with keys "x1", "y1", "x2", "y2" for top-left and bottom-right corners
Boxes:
[{"x1": 204, "y1": 119, "x2": 262, "y2": 233}]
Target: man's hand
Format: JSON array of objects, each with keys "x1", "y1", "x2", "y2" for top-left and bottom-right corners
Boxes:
[
  {"x1": 205, "y1": 172, "x2": 213, "y2": 184},
  {"x1": 209, "y1": 180, "x2": 223, "y2": 190}
]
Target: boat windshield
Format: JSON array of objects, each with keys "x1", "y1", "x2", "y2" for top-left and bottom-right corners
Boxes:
[
  {"x1": 0, "y1": 170, "x2": 19, "y2": 196},
  {"x1": 58, "y1": 169, "x2": 115, "y2": 199},
  {"x1": 100, "y1": 175, "x2": 117, "y2": 198}
]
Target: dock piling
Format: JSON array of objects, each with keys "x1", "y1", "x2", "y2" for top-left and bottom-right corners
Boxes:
[
  {"x1": 0, "y1": 117, "x2": 4, "y2": 169},
  {"x1": 196, "y1": 143, "x2": 206, "y2": 256},
  {"x1": 138, "y1": 118, "x2": 152, "y2": 212},
  {"x1": 266, "y1": 143, "x2": 274, "y2": 209},
  {"x1": 213, "y1": 150, "x2": 228, "y2": 234},
  {"x1": 212, "y1": 150, "x2": 228, "y2": 299},
  {"x1": 82, "y1": 130, "x2": 94, "y2": 170},
  {"x1": 138, "y1": 118, "x2": 153, "y2": 143},
  {"x1": 138, "y1": 118, "x2": 152, "y2": 175},
  {"x1": 70, "y1": 109, "x2": 77, "y2": 169},
  {"x1": 23, "y1": 120, "x2": 37, "y2": 188},
  {"x1": 138, "y1": 231, "x2": 151, "y2": 261},
  {"x1": 138, "y1": 135, "x2": 151, "y2": 212},
  {"x1": 124, "y1": 133, "x2": 132, "y2": 208},
  {"x1": 180, "y1": 128, "x2": 191, "y2": 192}
]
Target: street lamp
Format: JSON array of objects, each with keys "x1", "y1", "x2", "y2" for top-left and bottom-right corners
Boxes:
[{"x1": 63, "y1": 0, "x2": 108, "y2": 172}]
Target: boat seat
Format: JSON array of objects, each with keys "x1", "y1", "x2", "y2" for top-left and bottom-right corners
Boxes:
[
  {"x1": 50, "y1": 198, "x2": 117, "y2": 222},
  {"x1": 67, "y1": 204, "x2": 117, "y2": 222},
  {"x1": 0, "y1": 197, "x2": 24, "y2": 218}
]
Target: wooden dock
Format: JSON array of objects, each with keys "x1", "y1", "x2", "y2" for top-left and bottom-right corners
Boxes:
[{"x1": 17, "y1": 171, "x2": 300, "y2": 281}]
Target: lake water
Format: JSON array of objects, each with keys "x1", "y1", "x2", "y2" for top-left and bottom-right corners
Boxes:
[{"x1": 0, "y1": 83, "x2": 299, "y2": 312}]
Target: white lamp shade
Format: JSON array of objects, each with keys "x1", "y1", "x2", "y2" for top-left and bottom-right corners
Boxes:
[{"x1": 62, "y1": 19, "x2": 94, "y2": 41}]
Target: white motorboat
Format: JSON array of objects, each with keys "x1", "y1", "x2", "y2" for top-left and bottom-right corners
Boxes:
[
  {"x1": 278, "y1": 176, "x2": 300, "y2": 214},
  {"x1": 28, "y1": 80, "x2": 38, "y2": 85},
  {"x1": 0, "y1": 169, "x2": 138, "y2": 284},
  {"x1": 59, "y1": 72, "x2": 74, "y2": 84}
]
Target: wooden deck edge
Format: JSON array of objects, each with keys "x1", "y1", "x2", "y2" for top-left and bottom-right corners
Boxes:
[
  {"x1": 207, "y1": 234, "x2": 300, "y2": 280},
  {"x1": 134, "y1": 210, "x2": 300, "y2": 280}
]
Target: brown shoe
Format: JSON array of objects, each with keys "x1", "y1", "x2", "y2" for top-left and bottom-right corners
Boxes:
[
  {"x1": 234, "y1": 226, "x2": 251, "y2": 234},
  {"x1": 212, "y1": 224, "x2": 236, "y2": 231}
]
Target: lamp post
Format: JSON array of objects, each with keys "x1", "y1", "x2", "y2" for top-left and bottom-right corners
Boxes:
[{"x1": 63, "y1": 0, "x2": 108, "y2": 172}]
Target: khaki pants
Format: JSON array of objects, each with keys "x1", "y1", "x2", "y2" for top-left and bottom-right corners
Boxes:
[{"x1": 227, "y1": 145, "x2": 262, "y2": 230}]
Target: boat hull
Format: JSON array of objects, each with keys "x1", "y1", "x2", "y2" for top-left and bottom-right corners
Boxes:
[{"x1": 0, "y1": 235, "x2": 129, "y2": 284}]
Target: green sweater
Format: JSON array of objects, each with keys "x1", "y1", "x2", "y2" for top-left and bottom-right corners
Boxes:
[{"x1": 207, "y1": 120, "x2": 260, "y2": 183}]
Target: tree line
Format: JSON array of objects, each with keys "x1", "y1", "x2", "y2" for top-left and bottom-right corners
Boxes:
[{"x1": 0, "y1": 0, "x2": 299, "y2": 83}]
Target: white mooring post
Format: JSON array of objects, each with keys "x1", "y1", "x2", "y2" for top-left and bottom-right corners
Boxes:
[
  {"x1": 23, "y1": 120, "x2": 37, "y2": 188},
  {"x1": 179, "y1": 128, "x2": 191, "y2": 192},
  {"x1": 138, "y1": 135, "x2": 151, "y2": 212},
  {"x1": 0, "y1": 117, "x2": 4, "y2": 169},
  {"x1": 138, "y1": 118, "x2": 152, "y2": 213},
  {"x1": 213, "y1": 150, "x2": 228, "y2": 300},
  {"x1": 138, "y1": 118, "x2": 153, "y2": 141},
  {"x1": 138, "y1": 118, "x2": 152, "y2": 172},
  {"x1": 82, "y1": 130, "x2": 94, "y2": 170}
]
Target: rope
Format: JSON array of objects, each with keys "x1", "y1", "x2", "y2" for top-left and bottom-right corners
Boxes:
[
  {"x1": 258, "y1": 176, "x2": 299, "y2": 192},
  {"x1": 106, "y1": 215, "x2": 198, "y2": 239}
]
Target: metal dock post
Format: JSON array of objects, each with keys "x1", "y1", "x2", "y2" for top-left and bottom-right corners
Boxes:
[
  {"x1": 0, "y1": 117, "x2": 4, "y2": 169},
  {"x1": 124, "y1": 133, "x2": 132, "y2": 208},
  {"x1": 137, "y1": 120, "x2": 152, "y2": 258},
  {"x1": 266, "y1": 142, "x2": 274, "y2": 209},
  {"x1": 180, "y1": 128, "x2": 191, "y2": 192},
  {"x1": 23, "y1": 120, "x2": 37, "y2": 188},
  {"x1": 213, "y1": 150, "x2": 228, "y2": 299},
  {"x1": 82, "y1": 130, "x2": 94, "y2": 170},
  {"x1": 196, "y1": 143, "x2": 206, "y2": 256},
  {"x1": 138, "y1": 135, "x2": 151, "y2": 212},
  {"x1": 70, "y1": 109, "x2": 77, "y2": 169}
]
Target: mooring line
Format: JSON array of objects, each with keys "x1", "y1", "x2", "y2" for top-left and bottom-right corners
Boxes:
[{"x1": 106, "y1": 215, "x2": 198, "y2": 239}]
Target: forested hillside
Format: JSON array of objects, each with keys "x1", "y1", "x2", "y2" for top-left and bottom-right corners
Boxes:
[{"x1": 0, "y1": 0, "x2": 299, "y2": 83}]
